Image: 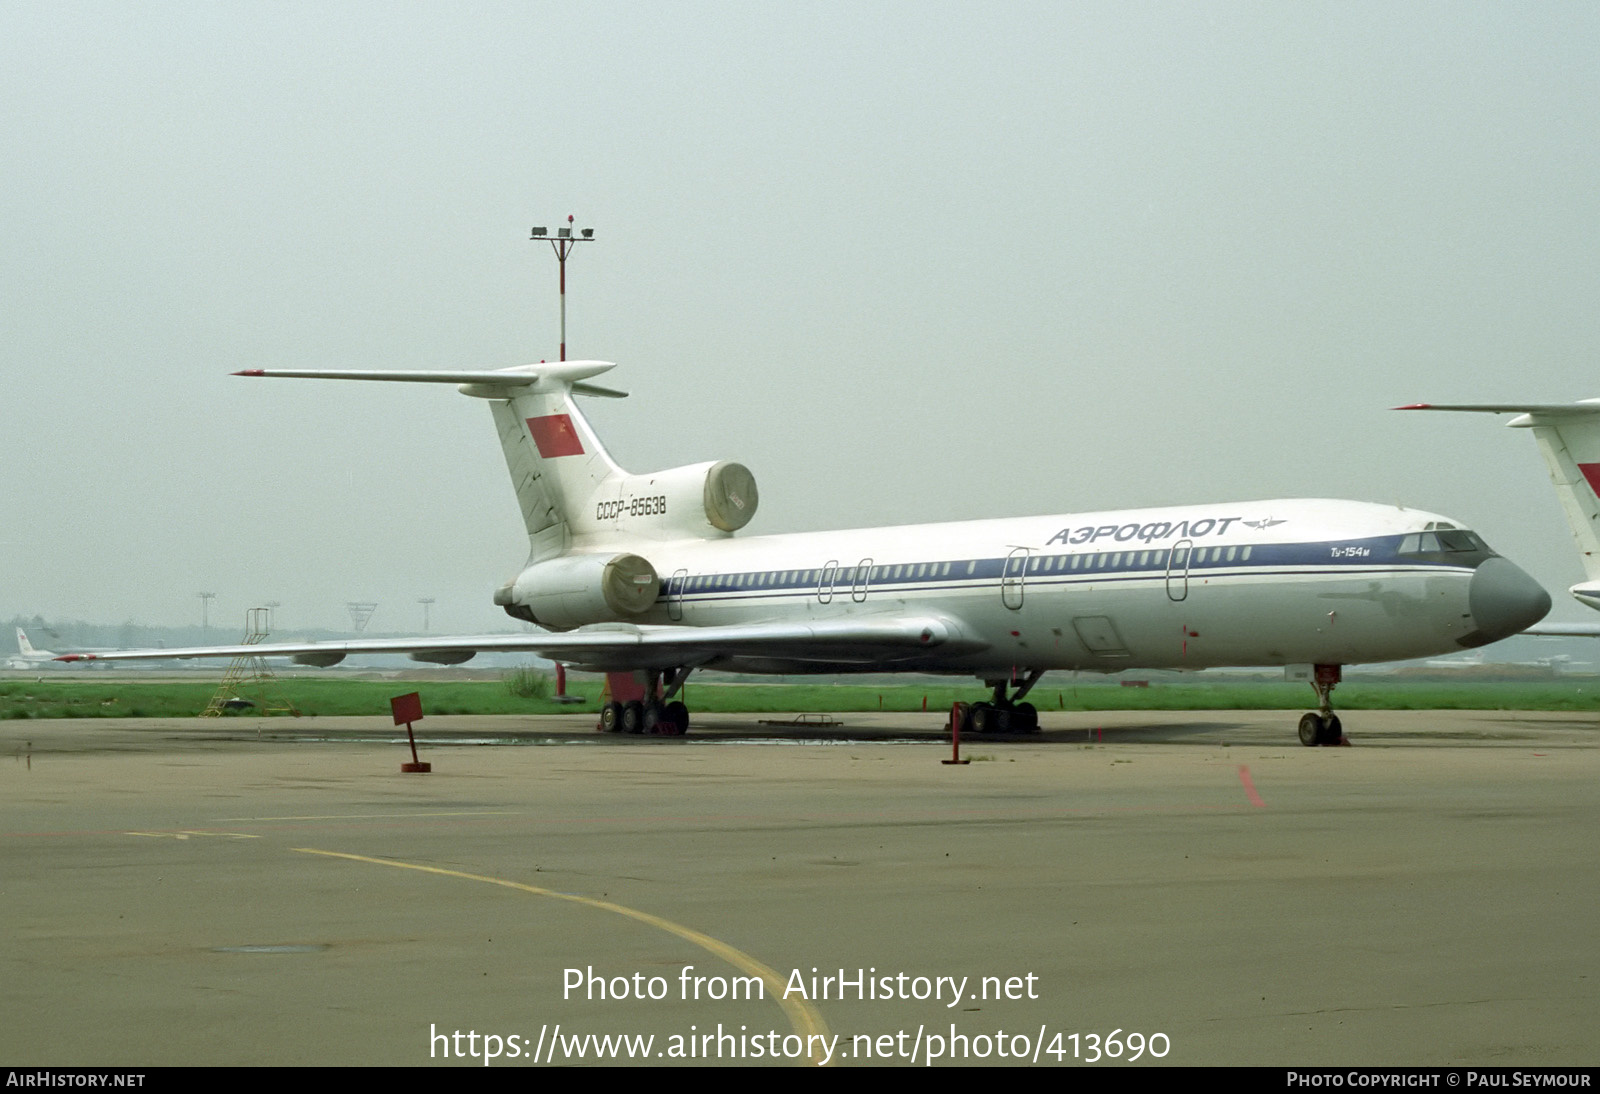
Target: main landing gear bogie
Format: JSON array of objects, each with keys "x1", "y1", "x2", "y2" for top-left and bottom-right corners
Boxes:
[
  {"x1": 599, "y1": 668, "x2": 693, "y2": 737},
  {"x1": 966, "y1": 700, "x2": 1039, "y2": 734},
  {"x1": 602, "y1": 699, "x2": 689, "y2": 736},
  {"x1": 962, "y1": 671, "x2": 1044, "y2": 735}
]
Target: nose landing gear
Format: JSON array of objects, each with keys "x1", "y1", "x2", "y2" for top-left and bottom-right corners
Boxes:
[{"x1": 1297, "y1": 664, "x2": 1347, "y2": 746}]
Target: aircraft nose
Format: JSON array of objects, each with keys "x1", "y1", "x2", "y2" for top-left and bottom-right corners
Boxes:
[{"x1": 1464, "y1": 557, "x2": 1551, "y2": 646}]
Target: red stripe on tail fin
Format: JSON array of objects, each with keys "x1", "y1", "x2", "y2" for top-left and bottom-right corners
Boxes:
[
  {"x1": 526, "y1": 414, "x2": 585, "y2": 458},
  {"x1": 1579, "y1": 463, "x2": 1600, "y2": 498}
]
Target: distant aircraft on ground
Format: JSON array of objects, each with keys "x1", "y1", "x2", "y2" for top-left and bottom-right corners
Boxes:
[
  {"x1": 62, "y1": 361, "x2": 1550, "y2": 746},
  {"x1": 9, "y1": 628, "x2": 126, "y2": 669},
  {"x1": 1399, "y1": 400, "x2": 1600, "y2": 636},
  {"x1": 1421, "y1": 649, "x2": 1585, "y2": 672},
  {"x1": 7, "y1": 629, "x2": 59, "y2": 669}
]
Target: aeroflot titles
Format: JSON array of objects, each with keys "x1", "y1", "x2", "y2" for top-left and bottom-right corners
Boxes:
[{"x1": 1046, "y1": 515, "x2": 1244, "y2": 547}]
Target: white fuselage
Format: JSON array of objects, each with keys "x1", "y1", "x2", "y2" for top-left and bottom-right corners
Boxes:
[
  {"x1": 564, "y1": 497, "x2": 1498, "y2": 675},
  {"x1": 6, "y1": 630, "x2": 59, "y2": 670},
  {"x1": 3, "y1": 656, "x2": 53, "y2": 670}
]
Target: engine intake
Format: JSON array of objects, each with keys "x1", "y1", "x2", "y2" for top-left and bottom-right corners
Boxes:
[
  {"x1": 702, "y1": 460, "x2": 759, "y2": 532},
  {"x1": 583, "y1": 460, "x2": 758, "y2": 537},
  {"x1": 496, "y1": 552, "x2": 660, "y2": 630}
]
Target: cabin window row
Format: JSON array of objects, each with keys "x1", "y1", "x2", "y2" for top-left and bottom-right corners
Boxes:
[
  {"x1": 1025, "y1": 545, "x2": 1253, "y2": 572},
  {"x1": 668, "y1": 545, "x2": 1257, "y2": 593}
]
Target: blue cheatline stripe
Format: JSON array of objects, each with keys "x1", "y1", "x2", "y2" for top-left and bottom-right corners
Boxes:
[{"x1": 654, "y1": 535, "x2": 1482, "y2": 604}]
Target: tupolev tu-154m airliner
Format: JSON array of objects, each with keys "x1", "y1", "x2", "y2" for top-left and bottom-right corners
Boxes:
[{"x1": 62, "y1": 361, "x2": 1551, "y2": 746}]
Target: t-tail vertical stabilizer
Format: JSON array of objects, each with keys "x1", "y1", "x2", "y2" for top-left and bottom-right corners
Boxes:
[
  {"x1": 471, "y1": 361, "x2": 630, "y2": 565},
  {"x1": 235, "y1": 361, "x2": 760, "y2": 629},
  {"x1": 474, "y1": 364, "x2": 758, "y2": 553},
  {"x1": 1400, "y1": 399, "x2": 1600, "y2": 609}
]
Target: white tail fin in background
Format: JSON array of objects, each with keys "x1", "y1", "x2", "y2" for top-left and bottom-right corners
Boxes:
[{"x1": 1401, "y1": 400, "x2": 1600, "y2": 602}]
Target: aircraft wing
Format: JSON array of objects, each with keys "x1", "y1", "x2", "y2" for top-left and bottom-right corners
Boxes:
[
  {"x1": 1522, "y1": 622, "x2": 1600, "y2": 637},
  {"x1": 55, "y1": 615, "x2": 981, "y2": 672}
]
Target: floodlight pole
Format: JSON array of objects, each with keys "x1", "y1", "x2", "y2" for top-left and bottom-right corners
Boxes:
[{"x1": 530, "y1": 215, "x2": 595, "y2": 361}]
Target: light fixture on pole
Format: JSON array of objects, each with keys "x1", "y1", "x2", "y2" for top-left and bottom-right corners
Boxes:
[{"x1": 530, "y1": 214, "x2": 595, "y2": 361}]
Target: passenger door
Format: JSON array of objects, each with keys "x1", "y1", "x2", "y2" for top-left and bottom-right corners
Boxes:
[{"x1": 1002, "y1": 547, "x2": 1029, "y2": 610}]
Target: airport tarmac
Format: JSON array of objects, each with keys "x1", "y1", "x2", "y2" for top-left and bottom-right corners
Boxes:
[{"x1": 1, "y1": 709, "x2": 1596, "y2": 1067}]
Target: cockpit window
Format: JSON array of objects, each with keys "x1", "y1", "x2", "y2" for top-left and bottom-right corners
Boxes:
[
  {"x1": 1399, "y1": 529, "x2": 1494, "y2": 562},
  {"x1": 1436, "y1": 530, "x2": 1482, "y2": 552}
]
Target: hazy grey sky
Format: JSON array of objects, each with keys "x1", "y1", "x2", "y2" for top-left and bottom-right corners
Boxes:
[{"x1": 5, "y1": 2, "x2": 1600, "y2": 635}]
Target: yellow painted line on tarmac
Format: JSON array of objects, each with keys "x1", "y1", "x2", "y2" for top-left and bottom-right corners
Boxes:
[
  {"x1": 217, "y1": 811, "x2": 520, "y2": 823},
  {"x1": 294, "y1": 846, "x2": 832, "y2": 1064}
]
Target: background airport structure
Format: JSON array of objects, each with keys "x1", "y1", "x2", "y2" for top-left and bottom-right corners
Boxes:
[{"x1": 1, "y1": 710, "x2": 1594, "y2": 1067}]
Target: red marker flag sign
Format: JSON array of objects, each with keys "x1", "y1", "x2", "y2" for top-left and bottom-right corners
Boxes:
[{"x1": 391, "y1": 692, "x2": 423, "y2": 726}]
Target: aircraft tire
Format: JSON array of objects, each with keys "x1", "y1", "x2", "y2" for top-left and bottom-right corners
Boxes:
[
  {"x1": 642, "y1": 700, "x2": 662, "y2": 734},
  {"x1": 622, "y1": 701, "x2": 645, "y2": 734},
  {"x1": 970, "y1": 702, "x2": 994, "y2": 733},
  {"x1": 600, "y1": 702, "x2": 624, "y2": 733},
  {"x1": 664, "y1": 701, "x2": 689, "y2": 735},
  {"x1": 1320, "y1": 714, "x2": 1343, "y2": 746},
  {"x1": 1297, "y1": 712, "x2": 1322, "y2": 747},
  {"x1": 1015, "y1": 702, "x2": 1039, "y2": 733},
  {"x1": 953, "y1": 702, "x2": 973, "y2": 735}
]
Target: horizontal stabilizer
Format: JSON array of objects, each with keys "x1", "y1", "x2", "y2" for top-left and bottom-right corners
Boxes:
[
  {"x1": 233, "y1": 361, "x2": 626, "y2": 397},
  {"x1": 570, "y1": 382, "x2": 629, "y2": 399},
  {"x1": 235, "y1": 369, "x2": 537, "y2": 384},
  {"x1": 1397, "y1": 401, "x2": 1600, "y2": 418}
]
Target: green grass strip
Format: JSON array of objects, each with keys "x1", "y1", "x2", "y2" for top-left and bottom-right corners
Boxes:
[{"x1": 4, "y1": 677, "x2": 1600, "y2": 719}]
